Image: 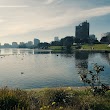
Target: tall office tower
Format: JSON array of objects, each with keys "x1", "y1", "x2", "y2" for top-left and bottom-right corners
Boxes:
[
  {"x1": 34, "y1": 38, "x2": 40, "y2": 46},
  {"x1": 75, "y1": 20, "x2": 89, "y2": 39}
]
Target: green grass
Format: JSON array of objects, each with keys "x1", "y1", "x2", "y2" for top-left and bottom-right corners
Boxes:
[
  {"x1": 48, "y1": 46, "x2": 64, "y2": 53},
  {"x1": 1, "y1": 87, "x2": 110, "y2": 110},
  {"x1": 81, "y1": 44, "x2": 110, "y2": 50},
  {"x1": 49, "y1": 46, "x2": 63, "y2": 50},
  {"x1": 49, "y1": 44, "x2": 110, "y2": 53}
]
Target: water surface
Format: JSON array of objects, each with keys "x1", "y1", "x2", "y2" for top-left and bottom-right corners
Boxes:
[{"x1": 0, "y1": 49, "x2": 110, "y2": 89}]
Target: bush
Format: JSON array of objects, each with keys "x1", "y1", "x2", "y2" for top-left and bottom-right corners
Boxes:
[
  {"x1": 42, "y1": 88, "x2": 80, "y2": 107},
  {"x1": 0, "y1": 87, "x2": 30, "y2": 110}
]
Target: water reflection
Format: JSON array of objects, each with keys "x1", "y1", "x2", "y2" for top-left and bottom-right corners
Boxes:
[
  {"x1": 60, "y1": 54, "x2": 74, "y2": 58},
  {"x1": 75, "y1": 51, "x2": 89, "y2": 72},
  {"x1": 12, "y1": 49, "x2": 18, "y2": 55},
  {"x1": 0, "y1": 49, "x2": 110, "y2": 89},
  {"x1": 28, "y1": 50, "x2": 34, "y2": 54},
  {"x1": 34, "y1": 49, "x2": 51, "y2": 54},
  {"x1": 101, "y1": 53, "x2": 110, "y2": 65}
]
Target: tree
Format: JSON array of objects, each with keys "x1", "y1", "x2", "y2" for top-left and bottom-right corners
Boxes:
[{"x1": 100, "y1": 36, "x2": 109, "y2": 44}]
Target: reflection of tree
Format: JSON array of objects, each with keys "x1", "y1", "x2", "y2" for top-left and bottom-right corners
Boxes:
[
  {"x1": 75, "y1": 51, "x2": 89, "y2": 60},
  {"x1": 19, "y1": 49, "x2": 27, "y2": 54},
  {"x1": 60, "y1": 54, "x2": 73, "y2": 58},
  {"x1": 4, "y1": 49, "x2": 10, "y2": 54},
  {"x1": 34, "y1": 49, "x2": 50, "y2": 54},
  {"x1": 12, "y1": 49, "x2": 18, "y2": 54},
  {"x1": 28, "y1": 50, "x2": 34, "y2": 54},
  {"x1": 75, "y1": 51, "x2": 89, "y2": 73},
  {"x1": 100, "y1": 53, "x2": 110, "y2": 65}
]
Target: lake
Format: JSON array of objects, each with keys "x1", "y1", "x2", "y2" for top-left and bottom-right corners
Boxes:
[{"x1": 0, "y1": 48, "x2": 110, "y2": 89}]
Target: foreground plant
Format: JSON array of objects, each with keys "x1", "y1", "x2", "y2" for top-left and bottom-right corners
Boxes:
[
  {"x1": 0, "y1": 87, "x2": 31, "y2": 110},
  {"x1": 78, "y1": 63, "x2": 110, "y2": 95}
]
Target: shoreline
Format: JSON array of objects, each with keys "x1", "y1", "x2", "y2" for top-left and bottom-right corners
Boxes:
[
  {"x1": 25, "y1": 86, "x2": 91, "y2": 91},
  {"x1": 51, "y1": 49, "x2": 110, "y2": 53}
]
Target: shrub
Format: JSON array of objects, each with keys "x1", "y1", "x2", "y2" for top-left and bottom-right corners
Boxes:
[
  {"x1": 42, "y1": 88, "x2": 79, "y2": 107},
  {"x1": 0, "y1": 87, "x2": 30, "y2": 110}
]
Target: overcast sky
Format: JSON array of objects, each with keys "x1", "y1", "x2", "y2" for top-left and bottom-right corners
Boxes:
[{"x1": 0, "y1": 0, "x2": 110, "y2": 44}]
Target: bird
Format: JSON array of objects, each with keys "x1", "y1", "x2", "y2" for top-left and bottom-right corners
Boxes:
[{"x1": 21, "y1": 72, "x2": 24, "y2": 74}]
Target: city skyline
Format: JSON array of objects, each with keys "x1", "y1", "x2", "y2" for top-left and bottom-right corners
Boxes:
[{"x1": 0, "y1": 0, "x2": 110, "y2": 44}]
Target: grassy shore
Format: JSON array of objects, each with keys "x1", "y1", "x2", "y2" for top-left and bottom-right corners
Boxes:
[
  {"x1": 49, "y1": 44, "x2": 110, "y2": 53},
  {"x1": 0, "y1": 87, "x2": 110, "y2": 110},
  {"x1": 81, "y1": 44, "x2": 110, "y2": 50}
]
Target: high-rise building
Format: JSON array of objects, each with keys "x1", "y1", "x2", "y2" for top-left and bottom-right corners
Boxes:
[
  {"x1": 54, "y1": 37, "x2": 59, "y2": 41},
  {"x1": 34, "y1": 38, "x2": 40, "y2": 46},
  {"x1": 75, "y1": 20, "x2": 89, "y2": 39}
]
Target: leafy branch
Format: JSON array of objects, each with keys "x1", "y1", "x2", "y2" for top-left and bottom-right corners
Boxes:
[{"x1": 78, "y1": 63, "x2": 110, "y2": 95}]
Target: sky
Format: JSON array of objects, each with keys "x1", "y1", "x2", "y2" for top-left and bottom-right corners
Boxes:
[{"x1": 0, "y1": 0, "x2": 110, "y2": 44}]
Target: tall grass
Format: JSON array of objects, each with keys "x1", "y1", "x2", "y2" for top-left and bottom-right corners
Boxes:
[
  {"x1": 0, "y1": 87, "x2": 31, "y2": 110},
  {"x1": 0, "y1": 87, "x2": 110, "y2": 110}
]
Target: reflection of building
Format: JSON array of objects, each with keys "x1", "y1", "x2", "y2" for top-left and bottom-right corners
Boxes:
[
  {"x1": 101, "y1": 53, "x2": 110, "y2": 65},
  {"x1": 12, "y1": 42, "x2": 18, "y2": 48},
  {"x1": 34, "y1": 38, "x2": 40, "y2": 47},
  {"x1": 75, "y1": 21, "x2": 89, "y2": 39},
  {"x1": 54, "y1": 37, "x2": 59, "y2": 41},
  {"x1": 75, "y1": 51, "x2": 89, "y2": 72}
]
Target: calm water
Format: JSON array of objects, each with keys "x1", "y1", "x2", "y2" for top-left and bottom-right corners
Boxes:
[{"x1": 0, "y1": 48, "x2": 110, "y2": 89}]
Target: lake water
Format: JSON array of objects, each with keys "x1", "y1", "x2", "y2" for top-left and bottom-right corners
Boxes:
[{"x1": 0, "y1": 48, "x2": 110, "y2": 89}]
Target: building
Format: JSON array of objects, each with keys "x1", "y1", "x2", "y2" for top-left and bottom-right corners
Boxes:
[
  {"x1": 75, "y1": 20, "x2": 89, "y2": 39},
  {"x1": 12, "y1": 42, "x2": 18, "y2": 48},
  {"x1": 34, "y1": 38, "x2": 40, "y2": 47},
  {"x1": 54, "y1": 37, "x2": 59, "y2": 41}
]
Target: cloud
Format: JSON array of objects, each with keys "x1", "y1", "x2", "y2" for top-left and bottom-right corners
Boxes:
[
  {"x1": 81, "y1": 6, "x2": 110, "y2": 18},
  {"x1": 45, "y1": 0, "x2": 63, "y2": 4},
  {"x1": 45, "y1": 0, "x2": 55, "y2": 4},
  {"x1": 0, "y1": 1, "x2": 110, "y2": 38},
  {"x1": 0, "y1": 5, "x2": 29, "y2": 8}
]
